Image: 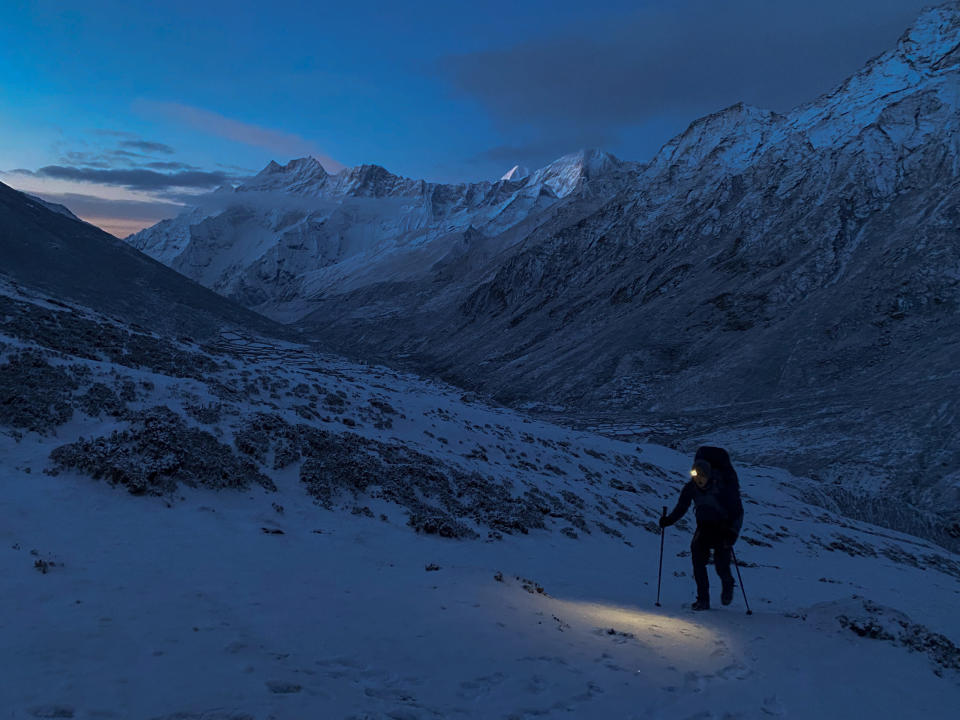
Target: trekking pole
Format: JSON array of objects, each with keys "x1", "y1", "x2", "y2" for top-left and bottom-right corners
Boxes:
[
  {"x1": 730, "y1": 547, "x2": 752, "y2": 615},
  {"x1": 655, "y1": 506, "x2": 666, "y2": 607}
]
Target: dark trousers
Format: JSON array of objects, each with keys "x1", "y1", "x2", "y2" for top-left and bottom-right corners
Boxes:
[{"x1": 691, "y1": 526, "x2": 733, "y2": 601}]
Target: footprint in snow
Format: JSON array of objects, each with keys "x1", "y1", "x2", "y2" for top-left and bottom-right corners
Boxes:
[
  {"x1": 682, "y1": 670, "x2": 708, "y2": 692},
  {"x1": 715, "y1": 662, "x2": 753, "y2": 681}
]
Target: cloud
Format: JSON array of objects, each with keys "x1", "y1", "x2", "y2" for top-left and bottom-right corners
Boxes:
[
  {"x1": 120, "y1": 139, "x2": 175, "y2": 155},
  {"x1": 92, "y1": 129, "x2": 137, "y2": 139},
  {"x1": 59, "y1": 151, "x2": 113, "y2": 168},
  {"x1": 31, "y1": 191, "x2": 183, "y2": 221},
  {"x1": 33, "y1": 165, "x2": 229, "y2": 190},
  {"x1": 217, "y1": 161, "x2": 257, "y2": 174},
  {"x1": 144, "y1": 160, "x2": 200, "y2": 171},
  {"x1": 138, "y1": 100, "x2": 346, "y2": 172},
  {"x1": 442, "y1": 0, "x2": 929, "y2": 155},
  {"x1": 469, "y1": 133, "x2": 620, "y2": 172},
  {"x1": 57, "y1": 135, "x2": 180, "y2": 169},
  {"x1": 109, "y1": 149, "x2": 148, "y2": 160},
  {"x1": 24, "y1": 191, "x2": 185, "y2": 238}
]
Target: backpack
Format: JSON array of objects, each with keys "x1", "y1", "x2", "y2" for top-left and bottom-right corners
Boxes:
[
  {"x1": 695, "y1": 445, "x2": 742, "y2": 520},
  {"x1": 694, "y1": 446, "x2": 734, "y2": 476}
]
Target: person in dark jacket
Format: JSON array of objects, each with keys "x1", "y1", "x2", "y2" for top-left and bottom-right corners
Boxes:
[{"x1": 659, "y1": 446, "x2": 744, "y2": 611}]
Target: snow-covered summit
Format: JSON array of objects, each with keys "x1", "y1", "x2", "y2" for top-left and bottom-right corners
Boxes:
[
  {"x1": 501, "y1": 165, "x2": 531, "y2": 182},
  {"x1": 529, "y1": 148, "x2": 623, "y2": 198},
  {"x1": 241, "y1": 156, "x2": 329, "y2": 193},
  {"x1": 897, "y1": 1, "x2": 960, "y2": 68},
  {"x1": 645, "y1": 3, "x2": 960, "y2": 179},
  {"x1": 787, "y1": 1, "x2": 960, "y2": 148},
  {"x1": 650, "y1": 103, "x2": 784, "y2": 176}
]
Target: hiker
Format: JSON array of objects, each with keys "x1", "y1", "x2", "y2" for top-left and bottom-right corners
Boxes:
[{"x1": 659, "y1": 446, "x2": 744, "y2": 610}]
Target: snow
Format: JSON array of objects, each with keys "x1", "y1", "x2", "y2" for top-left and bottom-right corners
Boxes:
[
  {"x1": 3, "y1": 446, "x2": 959, "y2": 718},
  {"x1": 2, "y1": 284, "x2": 960, "y2": 718},
  {"x1": 244, "y1": 156, "x2": 329, "y2": 193},
  {"x1": 527, "y1": 148, "x2": 622, "y2": 198},
  {"x1": 501, "y1": 165, "x2": 531, "y2": 182},
  {"x1": 125, "y1": 150, "x2": 602, "y2": 316}
]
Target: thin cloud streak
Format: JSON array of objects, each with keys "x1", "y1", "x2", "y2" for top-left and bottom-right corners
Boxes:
[
  {"x1": 16, "y1": 190, "x2": 185, "y2": 238},
  {"x1": 92, "y1": 129, "x2": 137, "y2": 139},
  {"x1": 145, "y1": 160, "x2": 200, "y2": 171},
  {"x1": 33, "y1": 165, "x2": 229, "y2": 190},
  {"x1": 467, "y1": 132, "x2": 620, "y2": 173},
  {"x1": 120, "y1": 139, "x2": 175, "y2": 154},
  {"x1": 138, "y1": 100, "x2": 346, "y2": 172}
]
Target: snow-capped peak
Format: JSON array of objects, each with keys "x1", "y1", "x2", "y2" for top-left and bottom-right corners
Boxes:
[
  {"x1": 529, "y1": 149, "x2": 622, "y2": 198},
  {"x1": 647, "y1": 3, "x2": 960, "y2": 177},
  {"x1": 501, "y1": 165, "x2": 531, "y2": 182},
  {"x1": 782, "y1": 1, "x2": 960, "y2": 150},
  {"x1": 897, "y1": 2, "x2": 960, "y2": 69},
  {"x1": 650, "y1": 103, "x2": 783, "y2": 175},
  {"x1": 242, "y1": 156, "x2": 329, "y2": 192}
]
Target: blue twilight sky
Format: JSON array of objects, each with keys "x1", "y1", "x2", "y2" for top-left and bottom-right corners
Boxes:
[{"x1": 0, "y1": 0, "x2": 929, "y2": 235}]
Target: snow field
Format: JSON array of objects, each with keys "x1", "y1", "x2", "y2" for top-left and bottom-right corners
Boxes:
[
  {"x1": 2, "y1": 287, "x2": 959, "y2": 718},
  {"x1": 2, "y1": 446, "x2": 959, "y2": 719}
]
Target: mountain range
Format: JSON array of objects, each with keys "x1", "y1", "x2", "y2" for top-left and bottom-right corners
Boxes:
[{"x1": 127, "y1": 3, "x2": 960, "y2": 545}]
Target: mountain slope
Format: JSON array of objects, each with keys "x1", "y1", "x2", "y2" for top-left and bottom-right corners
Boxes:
[
  {"x1": 1, "y1": 279, "x2": 959, "y2": 718},
  {"x1": 0, "y1": 181, "x2": 283, "y2": 339}
]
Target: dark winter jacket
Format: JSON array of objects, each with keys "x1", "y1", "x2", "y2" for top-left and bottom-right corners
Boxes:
[{"x1": 663, "y1": 477, "x2": 743, "y2": 534}]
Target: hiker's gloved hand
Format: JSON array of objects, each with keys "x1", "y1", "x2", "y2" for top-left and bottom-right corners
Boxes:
[
  {"x1": 658, "y1": 516, "x2": 670, "y2": 529},
  {"x1": 724, "y1": 529, "x2": 738, "y2": 547}
]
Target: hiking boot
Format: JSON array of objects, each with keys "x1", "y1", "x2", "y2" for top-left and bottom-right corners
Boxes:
[
  {"x1": 691, "y1": 598, "x2": 710, "y2": 611},
  {"x1": 721, "y1": 579, "x2": 735, "y2": 606}
]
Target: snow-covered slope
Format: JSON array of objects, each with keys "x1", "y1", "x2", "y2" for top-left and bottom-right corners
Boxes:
[
  {"x1": 2, "y1": 278, "x2": 959, "y2": 718},
  {"x1": 501, "y1": 164, "x2": 531, "y2": 181}
]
